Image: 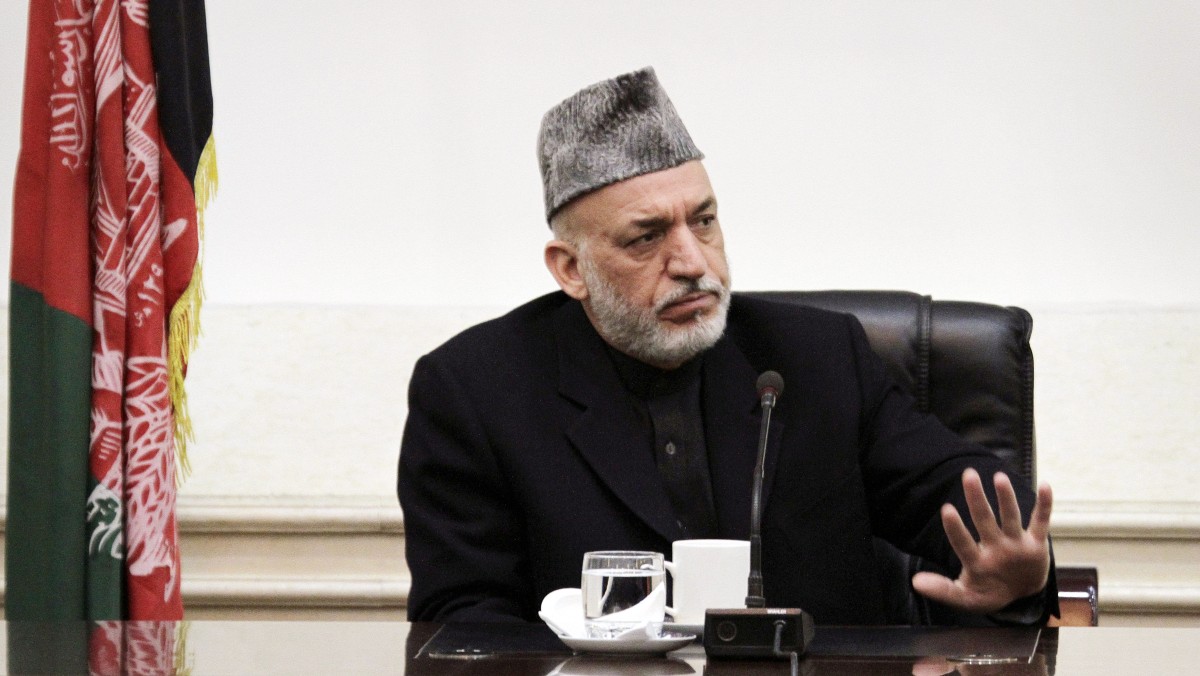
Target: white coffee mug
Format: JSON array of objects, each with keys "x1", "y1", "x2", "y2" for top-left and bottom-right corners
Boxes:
[{"x1": 664, "y1": 539, "x2": 750, "y2": 625}]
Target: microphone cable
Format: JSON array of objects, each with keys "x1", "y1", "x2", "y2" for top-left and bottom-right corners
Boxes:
[{"x1": 773, "y1": 620, "x2": 800, "y2": 676}]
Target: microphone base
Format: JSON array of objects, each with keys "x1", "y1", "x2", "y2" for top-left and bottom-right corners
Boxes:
[{"x1": 702, "y1": 607, "x2": 814, "y2": 659}]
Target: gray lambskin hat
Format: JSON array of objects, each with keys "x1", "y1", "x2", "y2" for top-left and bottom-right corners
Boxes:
[{"x1": 537, "y1": 67, "x2": 704, "y2": 222}]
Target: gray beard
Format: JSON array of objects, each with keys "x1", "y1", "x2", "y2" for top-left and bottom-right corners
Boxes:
[{"x1": 580, "y1": 259, "x2": 731, "y2": 369}]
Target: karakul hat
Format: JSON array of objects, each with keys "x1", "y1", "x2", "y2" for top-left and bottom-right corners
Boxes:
[{"x1": 537, "y1": 67, "x2": 704, "y2": 222}]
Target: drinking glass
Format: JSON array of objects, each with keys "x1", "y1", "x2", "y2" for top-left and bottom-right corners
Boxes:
[{"x1": 580, "y1": 550, "x2": 666, "y2": 639}]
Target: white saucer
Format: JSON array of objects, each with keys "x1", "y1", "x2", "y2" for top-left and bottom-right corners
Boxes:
[{"x1": 558, "y1": 633, "x2": 696, "y2": 655}]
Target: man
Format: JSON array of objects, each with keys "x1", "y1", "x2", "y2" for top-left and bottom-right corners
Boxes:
[{"x1": 398, "y1": 67, "x2": 1055, "y2": 625}]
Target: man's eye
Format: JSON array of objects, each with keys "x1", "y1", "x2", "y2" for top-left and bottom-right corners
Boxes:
[
  {"x1": 627, "y1": 232, "x2": 660, "y2": 247},
  {"x1": 696, "y1": 215, "x2": 716, "y2": 228}
]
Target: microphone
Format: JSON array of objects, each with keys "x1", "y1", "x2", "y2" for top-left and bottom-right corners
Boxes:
[
  {"x1": 746, "y1": 371, "x2": 784, "y2": 607},
  {"x1": 704, "y1": 370, "x2": 813, "y2": 662},
  {"x1": 757, "y1": 370, "x2": 784, "y2": 406}
]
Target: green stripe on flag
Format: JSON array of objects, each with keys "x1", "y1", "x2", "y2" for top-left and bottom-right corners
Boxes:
[
  {"x1": 5, "y1": 282, "x2": 92, "y2": 620},
  {"x1": 86, "y1": 473, "x2": 126, "y2": 620}
]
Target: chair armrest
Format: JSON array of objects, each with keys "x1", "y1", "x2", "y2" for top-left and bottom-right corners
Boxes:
[{"x1": 1050, "y1": 566, "x2": 1099, "y2": 626}]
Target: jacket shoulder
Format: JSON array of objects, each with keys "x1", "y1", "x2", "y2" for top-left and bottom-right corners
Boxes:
[{"x1": 420, "y1": 291, "x2": 570, "y2": 369}]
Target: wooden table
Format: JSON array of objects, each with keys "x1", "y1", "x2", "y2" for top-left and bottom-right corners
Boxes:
[{"x1": 4, "y1": 621, "x2": 1197, "y2": 674}]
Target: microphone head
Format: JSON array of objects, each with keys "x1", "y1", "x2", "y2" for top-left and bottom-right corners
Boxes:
[{"x1": 756, "y1": 370, "x2": 785, "y2": 399}]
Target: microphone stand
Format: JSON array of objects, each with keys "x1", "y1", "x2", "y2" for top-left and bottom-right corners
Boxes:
[
  {"x1": 704, "y1": 372, "x2": 814, "y2": 661},
  {"x1": 745, "y1": 382, "x2": 774, "y2": 608}
]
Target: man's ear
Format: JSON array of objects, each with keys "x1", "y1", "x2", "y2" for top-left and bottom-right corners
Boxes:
[{"x1": 544, "y1": 240, "x2": 588, "y2": 300}]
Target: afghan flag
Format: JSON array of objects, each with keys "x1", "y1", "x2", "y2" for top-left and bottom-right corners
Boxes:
[{"x1": 7, "y1": 0, "x2": 215, "y2": 624}]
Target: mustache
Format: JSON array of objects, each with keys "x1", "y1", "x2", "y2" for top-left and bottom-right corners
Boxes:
[{"x1": 654, "y1": 276, "x2": 729, "y2": 313}]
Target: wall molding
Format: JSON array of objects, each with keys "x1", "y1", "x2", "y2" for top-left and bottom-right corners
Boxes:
[
  {"x1": 2, "y1": 497, "x2": 1197, "y2": 622},
  {"x1": 177, "y1": 497, "x2": 404, "y2": 534},
  {"x1": 1052, "y1": 502, "x2": 1200, "y2": 540},
  {"x1": 182, "y1": 577, "x2": 409, "y2": 608},
  {"x1": 1102, "y1": 586, "x2": 1200, "y2": 614},
  {"x1": 0, "y1": 497, "x2": 1184, "y2": 537}
]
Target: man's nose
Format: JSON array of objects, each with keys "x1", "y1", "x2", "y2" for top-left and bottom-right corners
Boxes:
[{"x1": 664, "y1": 225, "x2": 707, "y2": 280}]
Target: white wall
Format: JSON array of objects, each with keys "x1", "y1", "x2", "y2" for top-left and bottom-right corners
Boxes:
[{"x1": 2, "y1": 1, "x2": 1199, "y2": 309}]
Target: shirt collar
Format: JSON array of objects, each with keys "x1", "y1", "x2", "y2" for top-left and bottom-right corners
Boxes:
[{"x1": 606, "y1": 345, "x2": 705, "y2": 401}]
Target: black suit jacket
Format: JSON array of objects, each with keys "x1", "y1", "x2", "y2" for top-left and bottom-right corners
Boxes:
[{"x1": 398, "y1": 292, "x2": 1044, "y2": 624}]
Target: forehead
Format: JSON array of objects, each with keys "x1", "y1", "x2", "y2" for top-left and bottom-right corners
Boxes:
[{"x1": 566, "y1": 161, "x2": 715, "y2": 231}]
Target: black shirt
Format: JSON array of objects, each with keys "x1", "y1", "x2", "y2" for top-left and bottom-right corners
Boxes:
[{"x1": 607, "y1": 347, "x2": 719, "y2": 540}]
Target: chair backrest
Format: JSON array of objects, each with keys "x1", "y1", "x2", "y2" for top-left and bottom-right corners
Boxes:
[
  {"x1": 743, "y1": 291, "x2": 1097, "y2": 625},
  {"x1": 742, "y1": 290, "x2": 1037, "y2": 484},
  {"x1": 741, "y1": 290, "x2": 1065, "y2": 625}
]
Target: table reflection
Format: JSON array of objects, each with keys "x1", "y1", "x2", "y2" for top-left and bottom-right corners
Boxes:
[
  {"x1": 547, "y1": 655, "x2": 696, "y2": 675},
  {"x1": 6, "y1": 621, "x2": 178, "y2": 676},
  {"x1": 912, "y1": 654, "x2": 1049, "y2": 676}
]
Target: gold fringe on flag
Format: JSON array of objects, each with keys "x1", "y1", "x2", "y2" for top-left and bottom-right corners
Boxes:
[
  {"x1": 168, "y1": 134, "x2": 218, "y2": 483},
  {"x1": 174, "y1": 620, "x2": 194, "y2": 676}
]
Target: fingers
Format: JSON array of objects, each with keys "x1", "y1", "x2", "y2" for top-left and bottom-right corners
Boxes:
[
  {"x1": 939, "y1": 502, "x2": 979, "y2": 567},
  {"x1": 994, "y1": 472, "x2": 1024, "y2": 537},
  {"x1": 1028, "y1": 481, "x2": 1054, "y2": 542},
  {"x1": 961, "y1": 468, "x2": 1001, "y2": 540}
]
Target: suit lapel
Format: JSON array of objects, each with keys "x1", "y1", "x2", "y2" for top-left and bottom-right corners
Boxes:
[
  {"x1": 702, "y1": 337, "x2": 786, "y2": 539},
  {"x1": 554, "y1": 303, "x2": 682, "y2": 543}
]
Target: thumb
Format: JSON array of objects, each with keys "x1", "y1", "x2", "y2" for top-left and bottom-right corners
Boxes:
[{"x1": 911, "y1": 571, "x2": 961, "y2": 606}]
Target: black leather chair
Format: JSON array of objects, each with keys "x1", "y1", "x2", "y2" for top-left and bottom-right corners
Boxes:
[{"x1": 743, "y1": 290, "x2": 1098, "y2": 626}]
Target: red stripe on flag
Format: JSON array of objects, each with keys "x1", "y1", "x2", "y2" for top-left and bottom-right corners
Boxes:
[{"x1": 11, "y1": 0, "x2": 95, "y2": 323}]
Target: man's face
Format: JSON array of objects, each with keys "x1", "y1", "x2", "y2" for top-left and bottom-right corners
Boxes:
[{"x1": 547, "y1": 161, "x2": 732, "y2": 369}]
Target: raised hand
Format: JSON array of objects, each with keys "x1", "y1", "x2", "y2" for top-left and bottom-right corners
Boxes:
[{"x1": 911, "y1": 468, "x2": 1053, "y2": 613}]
